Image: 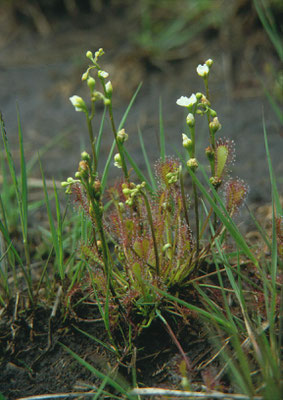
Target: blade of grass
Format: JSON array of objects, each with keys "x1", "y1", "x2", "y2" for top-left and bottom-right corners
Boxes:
[
  {"x1": 138, "y1": 127, "x2": 157, "y2": 190},
  {"x1": 253, "y1": 0, "x2": 283, "y2": 61},
  {"x1": 101, "y1": 139, "x2": 116, "y2": 193},
  {"x1": 39, "y1": 157, "x2": 60, "y2": 278},
  {"x1": 101, "y1": 84, "x2": 143, "y2": 192},
  {"x1": 118, "y1": 83, "x2": 143, "y2": 131},
  {"x1": 95, "y1": 105, "x2": 107, "y2": 161},
  {"x1": 123, "y1": 147, "x2": 152, "y2": 191},
  {"x1": 60, "y1": 343, "x2": 135, "y2": 399},
  {"x1": 188, "y1": 166, "x2": 258, "y2": 265}
]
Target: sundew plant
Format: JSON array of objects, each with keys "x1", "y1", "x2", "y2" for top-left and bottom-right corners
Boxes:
[
  {"x1": 0, "y1": 46, "x2": 281, "y2": 398},
  {"x1": 63, "y1": 50, "x2": 250, "y2": 333}
]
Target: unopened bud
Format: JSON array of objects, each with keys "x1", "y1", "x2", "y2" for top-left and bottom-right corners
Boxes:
[
  {"x1": 187, "y1": 158, "x2": 199, "y2": 171},
  {"x1": 209, "y1": 117, "x2": 222, "y2": 133},
  {"x1": 205, "y1": 146, "x2": 214, "y2": 162},
  {"x1": 210, "y1": 176, "x2": 222, "y2": 188},
  {"x1": 98, "y1": 70, "x2": 109, "y2": 79},
  {"x1": 186, "y1": 113, "x2": 195, "y2": 128},
  {"x1": 205, "y1": 59, "x2": 213, "y2": 68},
  {"x1": 114, "y1": 153, "x2": 122, "y2": 168},
  {"x1": 182, "y1": 133, "x2": 193, "y2": 152},
  {"x1": 105, "y1": 81, "x2": 113, "y2": 96},
  {"x1": 117, "y1": 128, "x2": 128, "y2": 143},
  {"x1": 81, "y1": 151, "x2": 91, "y2": 161},
  {"x1": 69, "y1": 95, "x2": 87, "y2": 113},
  {"x1": 82, "y1": 71, "x2": 89, "y2": 81},
  {"x1": 87, "y1": 77, "x2": 95, "y2": 91},
  {"x1": 86, "y1": 50, "x2": 93, "y2": 60}
]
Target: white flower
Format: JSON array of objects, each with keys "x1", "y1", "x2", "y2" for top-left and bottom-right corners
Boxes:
[
  {"x1": 98, "y1": 70, "x2": 109, "y2": 79},
  {"x1": 69, "y1": 95, "x2": 86, "y2": 112},
  {"x1": 176, "y1": 94, "x2": 197, "y2": 108},
  {"x1": 196, "y1": 64, "x2": 209, "y2": 77}
]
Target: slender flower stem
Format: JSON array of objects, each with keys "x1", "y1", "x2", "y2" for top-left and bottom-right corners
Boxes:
[
  {"x1": 107, "y1": 102, "x2": 129, "y2": 180},
  {"x1": 192, "y1": 181, "x2": 200, "y2": 257},
  {"x1": 86, "y1": 115, "x2": 97, "y2": 173},
  {"x1": 141, "y1": 190, "x2": 160, "y2": 276},
  {"x1": 188, "y1": 124, "x2": 200, "y2": 256}
]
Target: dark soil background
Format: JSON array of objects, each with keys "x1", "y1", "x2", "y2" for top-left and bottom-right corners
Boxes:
[{"x1": 0, "y1": 0, "x2": 282, "y2": 398}]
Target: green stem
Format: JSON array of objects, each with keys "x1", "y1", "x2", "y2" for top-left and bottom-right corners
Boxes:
[
  {"x1": 86, "y1": 112, "x2": 97, "y2": 173},
  {"x1": 107, "y1": 102, "x2": 129, "y2": 180},
  {"x1": 141, "y1": 191, "x2": 160, "y2": 276},
  {"x1": 192, "y1": 181, "x2": 200, "y2": 257}
]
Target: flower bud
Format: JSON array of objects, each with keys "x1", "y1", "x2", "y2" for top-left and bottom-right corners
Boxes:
[
  {"x1": 98, "y1": 70, "x2": 109, "y2": 79},
  {"x1": 205, "y1": 146, "x2": 214, "y2": 162},
  {"x1": 69, "y1": 95, "x2": 87, "y2": 113},
  {"x1": 210, "y1": 109, "x2": 217, "y2": 118},
  {"x1": 205, "y1": 59, "x2": 213, "y2": 68},
  {"x1": 93, "y1": 180, "x2": 101, "y2": 199},
  {"x1": 209, "y1": 117, "x2": 222, "y2": 133},
  {"x1": 122, "y1": 188, "x2": 131, "y2": 196},
  {"x1": 182, "y1": 133, "x2": 193, "y2": 152},
  {"x1": 118, "y1": 202, "x2": 125, "y2": 212},
  {"x1": 82, "y1": 71, "x2": 89, "y2": 81},
  {"x1": 209, "y1": 176, "x2": 222, "y2": 189},
  {"x1": 186, "y1": 113, "x2": 195, "y2": 128},
  {"x1": 162, "y1": 243, "x2": 172, "y2": 252},
  {"x1": 117, "y1": 128, "x2": 128, "y2": 143},
  {"x1": 114, "y1": 153, "x2": 122, "y2": 168},
  {"x1": 78, "y1": 160, "x2": 88, "y2": 172},
  {"x1": 186, "y1": 158, "x2": 198, "y2": 171},
  {"x1": 81, "y1": 151, "x2": 91, "y2": 161},
  {"x1": 105, "y1": 81, "x2": 113, "y2": 96},
  {"x1": 86, "y1": 50, "x2": 93, "y2": 60},
  {"x1": 87, "y1": 77, "x2": 95, "y2": 92}
]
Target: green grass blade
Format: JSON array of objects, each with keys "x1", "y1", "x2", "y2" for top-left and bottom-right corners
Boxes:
[
  {"x1": 17, "y1": 107, "x2": 28, "y2": 239},
  {"x1": 60, "y1": 343, "x2": 135, "y2": 399},
  {"x1": 151, "y1": 284, "x2": 234, "y2": 330},
  {"x1": 262, "y1": 114, "x2": 282, "y2": 214},
  {"x1": 0, "y1": 218, "x2": 33, "y2": 300},
  {"x1": 0, "y1": 112, "x2": 29, "y2": 260},
  {"x1": 39, "y1": 158, "x2": 60, "y2": 276},
  {"x1": 73, "y1": 326, "x2": 117, "y2": 355},
  {"x1": 101, "y1": 139, "x2": 116, "y2": 193},
  {"x1": 123, "y1": 147, "x2": 152, "y2": 190},
  {"x1": 118, "y1": 83, "x2": 143, "y2": 131},
  {"x1": 188, "y1": 166, "x2": 258, "y2": 265},
  {"x1": 253, "y1": 0, "x2": 283, "y2": 61},
  {"x1": 159, "y1": 97, "x2": 165, "y2": 160},
  {"x1": 95, "y1": 105, "x2": 107, "y2": 161},
  {"x1": 101, "y1": 84, "x2": 142, "y2": 192}
]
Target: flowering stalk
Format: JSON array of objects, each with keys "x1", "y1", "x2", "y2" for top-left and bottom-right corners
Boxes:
[{"x1": 140, "y1": 190, "x2": 160, "y2": 276}]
